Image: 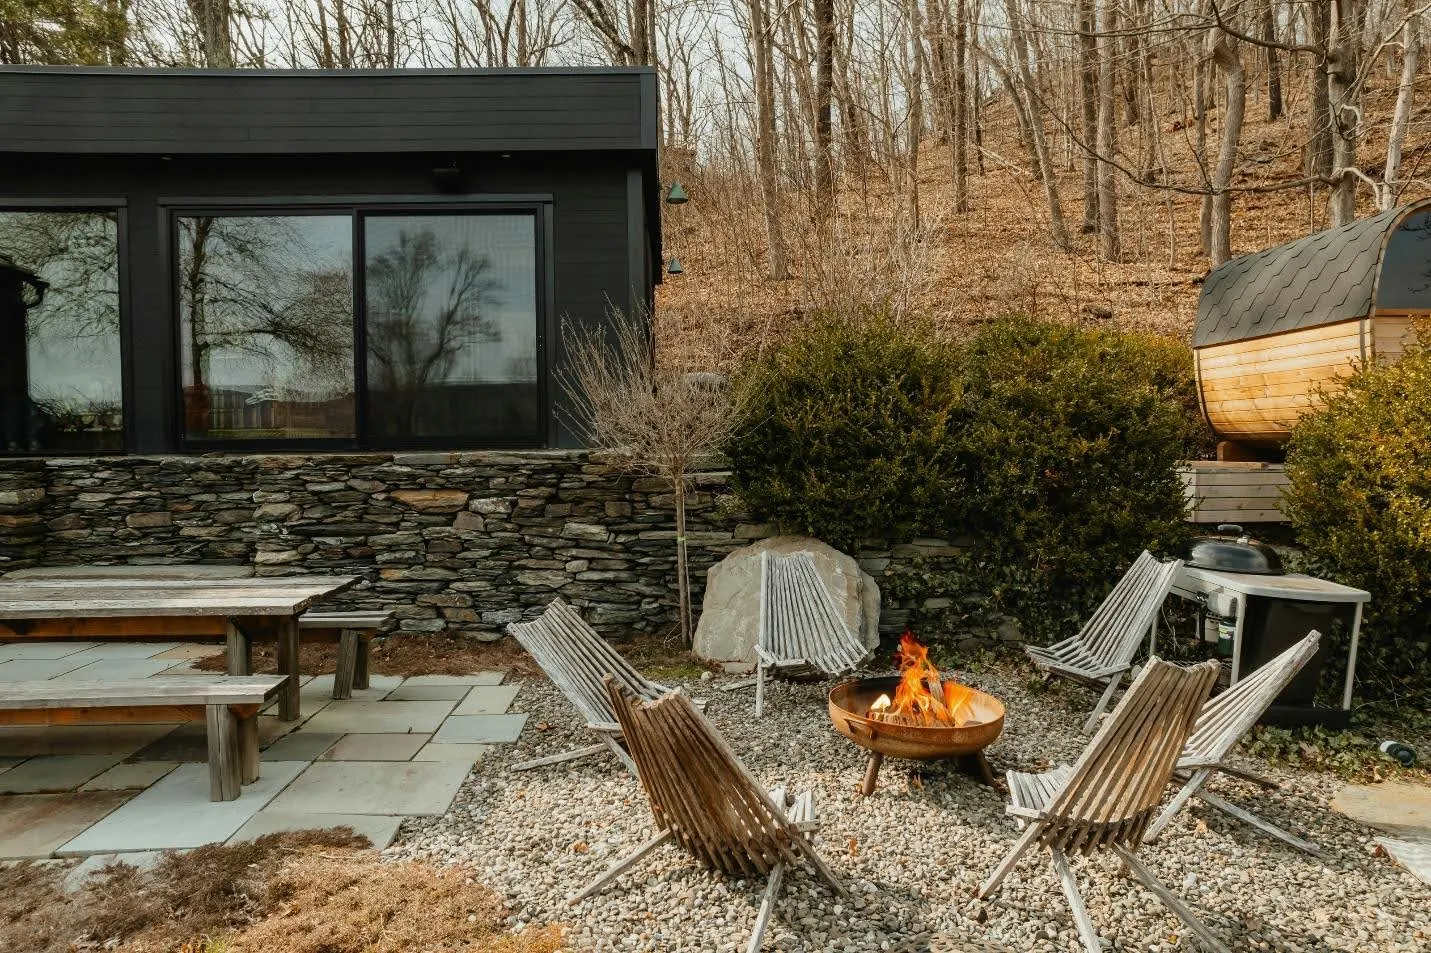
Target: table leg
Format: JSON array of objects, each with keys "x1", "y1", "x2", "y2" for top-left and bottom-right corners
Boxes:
[
  {"x1": 225, "y1": 619, "x2": 251, "y2": 676},
  {"x1": 276, "y1": 617, "x2": 301, "y2": 721}
]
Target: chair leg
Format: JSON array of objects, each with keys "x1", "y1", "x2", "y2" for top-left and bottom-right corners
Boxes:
[
  {"x1": 1111, "y1": 844, "x2": 1231, "y2": 953},
  {"x1": 1195, "y1": 789, "x2": 1325, "y2": 858},
  {"x1": 333, "y1": 629, "x2": 358, "y2": 700},
  {"x1": 755, "y1": 661, "x2": 766, "y2": 719},
  {"x1": 1083, "y1": 672, "x2": 1123, "y2": 735},
  {"x1": 511, "y1": 743, "x2": 608, "y2": 772},
  {"x1": 746, "y1": 862, "x2": 785, "y2": 953},
  {"x1": 205, "y1": 704, "x2": 242, "y2": 802},
  {"x1": 1051, "y1": 848, "x2": 1103, "y2": 953},
  {"x1": 1144, "y1": 767, "x2": 1216, "y2": 845},
  {"x1": 978, "y1": 823, "x2": 1042, "y2": 899},
  {"x1": 569, "y1": 829, "x2": 672, "y2": 904}
]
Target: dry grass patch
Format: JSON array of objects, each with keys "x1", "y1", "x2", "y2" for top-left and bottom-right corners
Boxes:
[{"x1": 0, "y1": 830, "x2": 557, "y2": 953}]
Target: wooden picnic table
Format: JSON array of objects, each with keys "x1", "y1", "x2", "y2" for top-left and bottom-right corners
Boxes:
[{"x1": 0, "y1": 571, "x2": 360, "y2": 721}]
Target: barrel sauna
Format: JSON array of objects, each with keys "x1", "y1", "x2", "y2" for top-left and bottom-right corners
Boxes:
[{"x1": 1195, "y1": 199, "x2": 1429, "y2": 448}]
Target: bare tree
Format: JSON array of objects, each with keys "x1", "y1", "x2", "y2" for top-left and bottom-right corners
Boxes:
[
  {"x1": 1206, "y1": 20, "x2": 1245, "y2": 265},
  {"x1": 1095, "y1": 0, "x2": 1119, "y2": 259},
  {"x1": 560, "y1": 305, "x2": 749, "y2": 644},
  {"x1": 1382, "y1": 1, "x2": 1420, "y2": 208},
  {"x1": 1001, "y1": 0, "x2": 1070, "y2": 250}
]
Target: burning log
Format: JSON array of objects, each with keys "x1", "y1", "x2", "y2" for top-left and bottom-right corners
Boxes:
[{"x1": 865, "y1": 633, "x2": 977, "y2": 728}]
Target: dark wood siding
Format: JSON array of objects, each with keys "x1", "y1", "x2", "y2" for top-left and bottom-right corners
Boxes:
[
  {"x1": 3, "y1": 152, "x2": 638, "y2": 451},
  {"x1": 0, "y1": 68, "x2": 655, "y2": 155}
]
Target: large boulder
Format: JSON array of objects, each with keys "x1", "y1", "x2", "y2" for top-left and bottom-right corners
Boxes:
[{"x1": 693, "y1": 536, "x2": 880, "y2": 671}]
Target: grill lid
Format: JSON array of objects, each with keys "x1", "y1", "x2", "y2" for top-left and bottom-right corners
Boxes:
[{"x1": 1186, "y1": 524, "x2": 1285, "y2": 575}]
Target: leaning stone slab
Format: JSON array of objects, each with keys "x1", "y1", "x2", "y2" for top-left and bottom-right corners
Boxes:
[{"x1": 692, "y1": 535, "x2": 880, "y2": 671}]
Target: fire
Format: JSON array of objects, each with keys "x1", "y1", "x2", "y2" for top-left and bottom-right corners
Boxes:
[{"x1": 868, "y1": 632, "x2": 977, "y2": 727}]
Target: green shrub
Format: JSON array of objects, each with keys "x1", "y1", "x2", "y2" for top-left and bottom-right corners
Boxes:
[
  {"x1": 955, "y1": 317, "x2": 1197, "y2": 640},
  {"x1": 726, "y1": 311, "x2": 965, "y2": 550},
  {"x1": 727, "y1": 312, "x2": 1202, "y2": 644},
  {"x1": 1284, "y1": 346, "x2": 1431, "y2": 705}
]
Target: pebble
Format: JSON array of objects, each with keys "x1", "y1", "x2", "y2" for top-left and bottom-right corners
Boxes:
[{"x1": 387, "y1": 668, "x2": 1431, "y2": 952}]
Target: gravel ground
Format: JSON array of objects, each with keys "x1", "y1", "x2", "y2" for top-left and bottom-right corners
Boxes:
[{"x1": 387, "y1": 665, "x2": 1431, "y2": 953}]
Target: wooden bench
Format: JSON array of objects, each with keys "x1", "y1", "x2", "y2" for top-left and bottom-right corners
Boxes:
[
  {"x1": 0, "y1": 675, "x2": 288, "y2": 801},
  {"x1": 229, "y1": 610, "x2": 392, "y2": 701}
]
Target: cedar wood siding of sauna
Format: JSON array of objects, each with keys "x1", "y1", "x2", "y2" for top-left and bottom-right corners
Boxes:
[
  {"x1": 1193, "y1": 200, "x2": 1430, "y2": 443},
  {"x1": 0, "y1": 67, "x2": 661, "y2": 452}
]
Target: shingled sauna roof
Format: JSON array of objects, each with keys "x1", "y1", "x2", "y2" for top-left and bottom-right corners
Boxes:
[{"x1": 1194, "y1": 198, "x2": 1431, "y2": 348}]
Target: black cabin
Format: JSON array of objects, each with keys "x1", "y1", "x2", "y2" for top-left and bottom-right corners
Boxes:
[{"x1": 0, "y1": 67, "x2": 661, "y2": 454}]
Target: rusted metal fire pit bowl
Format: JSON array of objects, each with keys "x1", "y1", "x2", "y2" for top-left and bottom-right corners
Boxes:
[{"x1": 829, "y1": 675, "x2": 1006, "y2": 795}]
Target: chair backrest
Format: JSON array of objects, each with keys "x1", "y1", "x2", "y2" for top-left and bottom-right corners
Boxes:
[
  {"x1": 1076, "y1": 551, "x2": 1183, "y2": 669},
  {"x1": 508, "y1": 598, "x2": 668, "y2": 728},
  {"x1": 1042, "y1": 656, "x2": 1221, "y2": 852},
  {"x1": 604, "y1": 677, "x2": 803, "y2": 877},
  {"x1": 1183, "y1": 630, "x2": 1321, "y2": 765},
  {"x1": 757, "y1": 550, "x2": 869, "y2": 675}
]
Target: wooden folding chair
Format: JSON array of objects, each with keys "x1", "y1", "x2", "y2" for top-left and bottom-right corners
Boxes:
[
  {"x1": 722, "y1": 550, "x2": 871, "y2": 717},
  {"x1": 574, "y1": 678, "x2": 849, "y2": 953},
  {"x1": 1143, "y1": 631, "x2": 1324, "y2": 856},
  {"x1": 1025, "y1": 551, "x2": 1184, "y2": 733},
  {"x1": 507, "y1": 598, "x2": 703, "y2": 774},
  {"x1": 979, "y1": 657, "x2": 1226, "y2": 953}
]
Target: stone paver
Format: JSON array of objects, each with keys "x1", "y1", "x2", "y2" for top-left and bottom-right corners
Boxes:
[
  {"x1": 451, "y1": 684, "x2": 520, "y2": 715},
  {"x1": 151, "y1": 645, "x2": 224, "y2": 660},
  {"x1": 304, "y1": 700, "x2": 456, "y2": 734},
  {"x1": 0, "y1": 758, "x2": 23, "y2": 775},
  {"x1": 0, "y1": 642, "x2": 99, "y2": 661},
  {"x1": 412, "y1": 743, "x2": 492, "y2": 764},
  {"x1": 229, "y1": 810, "x2": 403, "y2": 849},
  {"x1": 0, "y1": 792, "x2": 133, "y2": 859},
  {"x1": 131, "y1": 716, "x2": 304, "y2": 762},
  {"x1": 261, "y1": 732, "x2": 342, "y2": 762},
  {"x1": 80, "y1": 762, "x2": 180, "y2": 791},
  {"x1": 321, "y1": 733, "x2": 431, "y2": 761},
  {"x1": 0, "y1": 724, "x2": 174, "y2": 758},
  {"x1": 403, "y1": 672, "x2": 505, "y2": 686},
  {"x1": 58, "y1": 761, "x2": 309, "y2": 855},
  {"x1": 0, "y1": 755, "x2": 123, "y2": 794},
  {"x1": 53, "y1": 658, "x2": 181, "y2": 681},
  {"x1": 385, "y1": 684, "x2": 472, "y2": 701},
  {"x1": 1332, "y1": 780, "x2": 1431, "y2": 835},
  {"x1": 63, "y1": 851, "x2": 164, "y2": 893},
  {"x1": 432, "y1": 713, "x2": 528, "y2": 744},
  {"x1": 0, "y1": 658, "x2": 96, "y2": 681},
  {"x1": 266, "y1": 761, "x2": 471, "y2": 816},
  {"x1": 63, "y1": 642, "x2": 181, "y2": 660},
  {"x1": 298, "y1": 674, "x2": 402, "y2": 704}
]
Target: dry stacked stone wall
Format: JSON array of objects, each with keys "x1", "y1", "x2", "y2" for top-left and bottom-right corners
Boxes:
[{"x1": 0, "y1": 452, "x2": 984, "y2": 642}]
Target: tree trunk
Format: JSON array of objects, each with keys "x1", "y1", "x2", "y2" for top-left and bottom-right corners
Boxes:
[
  {"x1": 1383, "y1": 4, "x2": 1420, "y2": 209},
  {"x1": 1327, "y1": 0, "x2": 1360, "y2": 226},
  {"x1": 814, "y1": 0, "x2": 836, "y2": 213},
  {"x1": 1077, "y1": 0, "x2": 1099, "y2": 232},
  {"x1": 1096, "y1": 0, "x2": 1119, "y2": 259},
  {"x1": 1306, "y1": 1, "x2": 1334, "y2": 179},
  {"x1": 1263, "y1": 0, "x2": 1283, "y2": 119},
  {"x1": 952, "y1": 0, "x2": 970, "y2": 211},
  {"x1": 1002, "y1": 0, "x2": 1069, "y2": 249},
  {"x1": 749, "y1": 0, "x2": 790, "y2": 279},
  {"x1": 1195, "y1": 48, "x2": 1212, "y2": 253},
  {"x1": 1207, "y1": 28, "x2": 1245, "y2": 266},
  {"x1": 187, "y1": 0, "x2": 233, "y2": 66},
  {"x1": 907, "y1": 0, "x2": 924, "y2": 232}
]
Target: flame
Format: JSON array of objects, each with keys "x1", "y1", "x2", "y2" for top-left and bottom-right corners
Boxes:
[{"x1": 872, "y1": 632, "x2": 977, "y2": 727}]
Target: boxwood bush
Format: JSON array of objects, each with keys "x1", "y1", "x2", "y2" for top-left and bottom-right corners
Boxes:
[
  {"x1": 728, "y1": 314, "x2": 1202, "y2": 643},
  {"x1": 727, "y1": 311, "x2": 966, "y2": 550},
  {"x1": 1283, "y1": 345, "x2": 1431, "y2": 705}
]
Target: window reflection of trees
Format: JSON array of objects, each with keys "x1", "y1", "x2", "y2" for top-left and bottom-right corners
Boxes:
[
  {"x1": 364, "y1": 226, "x2": 505, "y2": 431},
  {"x1": 1378, "y1": 211, "x2": 1431, "y2": 309},
  {"x1": 179, "y1": 215, "x2": 354, "y2": 438},
  {"x1": 0, "y1": 210, "x2": 122, "y2": 451}
]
